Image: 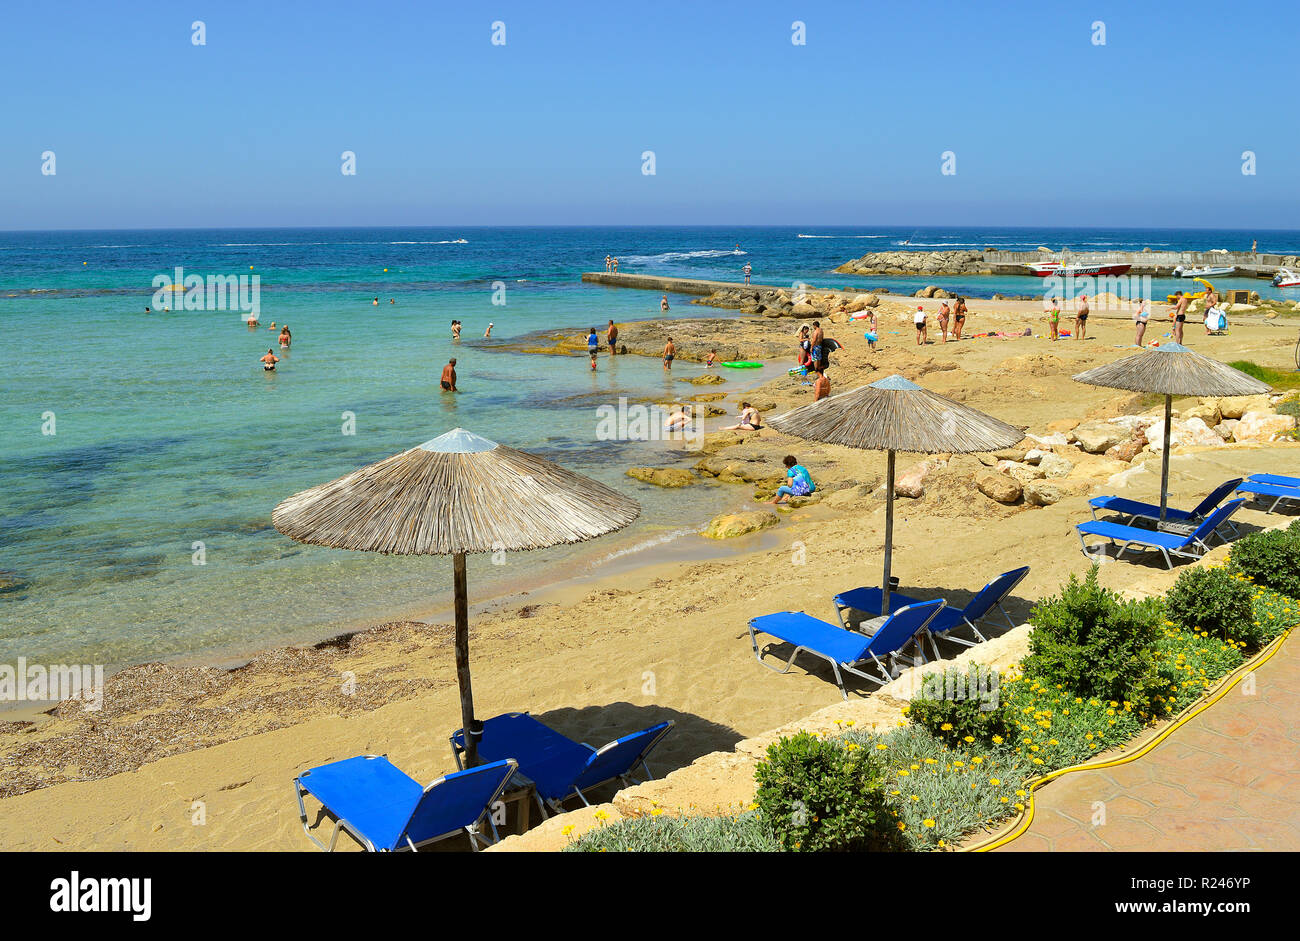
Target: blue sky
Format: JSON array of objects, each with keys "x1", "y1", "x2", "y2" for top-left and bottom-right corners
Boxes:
[{"x1": 2, "y1": 0, "x2": 1295, "y2": 230}]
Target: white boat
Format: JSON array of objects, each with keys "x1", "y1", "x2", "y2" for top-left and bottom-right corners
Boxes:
[
  {"x1": 1174, "y1": 264, "x2": 1235, "y2": 278},
  {"x1": 1274, "y1": 267, "x2": 1300, "y2": 287}
]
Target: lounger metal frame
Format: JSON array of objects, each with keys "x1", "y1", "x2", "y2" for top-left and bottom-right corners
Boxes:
[
  {"x1": 448, "y1": 715, "x2": 675, "y2": 819},
  {"x1": 293, "y1": 754, "x2": 515, "y2": 853},
  {"x1": 1077, "y1": 527, "x2": 1217, "y2": 570},
  {"x1": 749, "y1": 602, "x2": 941, "y2": 700},
  {"x1": 1236, "y1": 482, "x2": 1300, "y2": 515}
]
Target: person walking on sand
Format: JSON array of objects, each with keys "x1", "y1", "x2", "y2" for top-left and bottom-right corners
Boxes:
[
  {"x1": 812, "y1": 364, "x2": 830, "y2": 401},
  {"x1": 863, "y1": 310, "x2": 879, "y2": 350},
  {"x1": 663, "y1": 337, "x2": 675, "y2": 370},
  {"x1": 1133, "y1": 297, "x2": 1150, "y2": 347},
  {"x1": 914, "y1": 305, "x2": 928, "y2": 345},
  {"x1": 1202, "y1": 286, "x2": 1221, "y2": 335},
  {"x1": 441, "y1": 358, "x2": 458, "y2": 392},
  {"x1": 952, "y1": 296, "x2": 968, "y2": 340},
  {"x1": 742, "y1": 261, "x2": 752, "y2": 285},
  {"x1": 797, "y1": 325, "x2": 812, "y2": 369},
  {"x1": 937, "y1": 300, "x2": 950, "y2": 343},
  {"x1": 606, "y1": 319, "x2": 619, "y2": 354},
  {"x1": 1046, "y1": 296, "x2": 1061, "y2": 341},
  {"x1": 587, "y1": 327, "x2": 600, "y2": 370},
  {"x1": 260, "y1": 349, "x2": 279, "y2": 371},
  {"x1": 770, "y1": 455, "x2": 815, "y2": 504},
  {"x1": 1074, "y1": 295, "x2": 1090, "y2": 341},
  {"x1": 1168, "y1": 291, "x2": 1189, "y2": 344}
]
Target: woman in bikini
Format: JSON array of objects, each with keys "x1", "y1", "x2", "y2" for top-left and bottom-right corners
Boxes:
[
  {"x1": 724, "y1": 402, "x2": 762, "y2": 431},
  {"x1": 952, "y1": 297, "x2": 967, "y2": 340}
]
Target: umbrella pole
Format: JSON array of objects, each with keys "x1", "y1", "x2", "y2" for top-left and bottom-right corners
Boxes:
[
  {"x1": 453, "y1": 551, "x2": 479, "y2": 767},
  {"x1": 1159, "y1": 394, "x2": 1172, "y2": 522},
  {"x1": 882, "y1": 450, "x2": 895, "y2": 613}
]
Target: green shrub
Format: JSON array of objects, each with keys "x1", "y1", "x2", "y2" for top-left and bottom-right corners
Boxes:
[
  {"x1": 905, "y1": 669, "x2": 1015, "y2": 748},
  {"x1": 1022, "y1": 567, "x2": 1164, "y2": 715},
  {"x1": 1000, "y1": 673, "x2": 1145, "y2": 762},
  {"x1": 1229, "y1": 527, "x2": 1300, "y2": 598},
  {"x1": 1165, "y1": 564, "x2": 1258, "y2": 645},
  {"x1": 565, "y1": 811, "x2": 779, "y2": 852},
  {"x1": 754, "y1": 731, "x2": 905, "y2": 852},
  {"x1": 1253, "y1": 585, "x2": 1300, "y2": 643},
  {"x1": 1153, "y1": 625, "x2": 1245, "y2": 716},
  {"x1": 841, "y1": 724, "x2": 1029, "y2": 850}
]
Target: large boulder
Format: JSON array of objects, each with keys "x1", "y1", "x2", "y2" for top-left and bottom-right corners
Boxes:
[
  {"x1": 1024, "y1": 480, "x2": 1067, "y2": 506},
  {"x1": 1037, "y1": 453, "x2": 1075, "y2": 478},
  {"x1": 1234, "y1": 410, "x2": 1297, "y2": 443},
  {"x1": 1070, "y1": 421, "x2": 1130, "y2": 454},
  {"x1": 1182, "y1": 402, "x2": 1222, "y2": 426},
  {"x1": 1219, "y1": 395, "x2": 1271, "y2": 420},
  {"x1": 626, "y1": 467, "x2": 695, "y2": 488},
  {"x1": 701, "y1": 510, "x2": 779, "y2": 539},
  {"x1": 679, "y1": 373, "x2": 727, "y2": 385},
  {"x1": 895, "y1": 459, "x2": 943, "y2": 498},
  {"x1": 977, "y1": 473, "x2": 1022, "y2": 504},
  {"x1": 790, "y1": 302, "x2": 818, "y2": 318},
  {"x1": 997, "y1": 459, "x2": 1045, "y2": 484}
]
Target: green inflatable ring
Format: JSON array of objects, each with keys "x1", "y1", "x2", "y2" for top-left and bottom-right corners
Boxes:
[{"x1": 720, "y1": 361, "x2": 764, "y2": 368}]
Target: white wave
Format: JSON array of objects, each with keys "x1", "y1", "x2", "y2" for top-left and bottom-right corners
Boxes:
[
  {"x1": 591, "y1": 528, "x2": 696, "y2": 566},
  {"x1": 796, "y1": 234, "x2": 888, "y2": 239},
  {"x1": 621, "y1": 248, "x2": 746, "y2": 264},
  {"x1": 388, "y1": 240, "x2": 465, "y2": 244}
]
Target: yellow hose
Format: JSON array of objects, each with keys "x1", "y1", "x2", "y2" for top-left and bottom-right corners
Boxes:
[{"x1": 965, "y1": 627, "x2": 1292, "y2": 852}]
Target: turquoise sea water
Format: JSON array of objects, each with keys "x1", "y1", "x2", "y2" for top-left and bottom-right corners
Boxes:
[{"x1": 3, "y1": 225, "x2": 1298, "y2": 669}]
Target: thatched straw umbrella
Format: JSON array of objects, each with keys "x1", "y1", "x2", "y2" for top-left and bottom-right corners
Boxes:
[
  {"x1": 769, "y1": 374, "x2": 1023, "y2": 612},
  {"x1": 272, "y1": 428, "x2": 640, "y2": 766},
  {"x1": 1073, "y1": 343, "x2": 1270, "y2": 521}
]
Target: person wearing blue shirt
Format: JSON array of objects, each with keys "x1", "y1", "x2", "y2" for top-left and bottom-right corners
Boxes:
[{"x1": 771, "y1": 455, "x2": 815, "y2": 504}]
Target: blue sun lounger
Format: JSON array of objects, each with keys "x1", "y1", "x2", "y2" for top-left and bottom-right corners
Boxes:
[
  {"x1": 833, "y1": 566, "x2": 1029, "y2": 660},
  {"x1": 450, "y1": 712, "x2": 674, "y2": 817},
  {"x1": 1249, "y1": 473, "x2": 1300, "y2": 488},
  {"x1": 1236, "y1": 477, "x2": 1300, "y2": 513},
  {"x1": 293, "y1": 754, "x2": 517, "y2": 852},
  {"x1": 748, "y1": 599, "x2": 944, "y2": 700},
  {"x1": 1077, "y1": 499, "x2": 1245, "y2": 568},
  {"x1": 1089, "y1": 478, "x2": 1242, "y2": 533}
]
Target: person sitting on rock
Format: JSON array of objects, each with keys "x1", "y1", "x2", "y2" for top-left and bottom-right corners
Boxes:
[
  {"x1": 723, "y1": 401, "x2": 762, "y2": 431},
  {"x1": 771, "y1": 455, "x2": 815, "y2": 504},
  {"x1": 812, "y1": 364, "x2": 830, "y2": 401}
]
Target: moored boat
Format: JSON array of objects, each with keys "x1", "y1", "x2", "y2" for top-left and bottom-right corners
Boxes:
[
  {"x1": 1273, "y1": 267, "x2": 1300, "y2": 287},
  {"x1": 1024, "y1": 261, "x2": 1132, "y2": 277},
  {"x1": 1174, "y1": 265, "x2": 1235, "y2": 278}
]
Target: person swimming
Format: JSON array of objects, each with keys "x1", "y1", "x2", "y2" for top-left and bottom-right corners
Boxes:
[{"x1": 260, "y1": 349, "x2": 279, "y2": 371}]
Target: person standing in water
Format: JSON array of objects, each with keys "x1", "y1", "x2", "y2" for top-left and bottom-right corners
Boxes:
[
  {"x1": 663, "y1": 337, "x2": 675, "y2": 370},
  {"x1": 451, "y1": 320, "x2": 462, "y2": 340},
  {"x1": 260, "y1": 349, "x2": 279, "y2": 371},
  {"x1": 1074, "y1": 294, "x2": 1090, "y2": 341},
  {"x1": 587, "y1": 327, "x2": 599, "y2": 370},
  {"x1": 373, "y1": 297, "x2": 379, "y2": 306},
  {"x1": 661, "y1": 295, "x2": 670, "y2": 311},
  {"x1": 441, "y1": 358, "x2": 458, "y2": 392},
  {"x1": 606, "y1": 319, "x2": 619, "y2": 354},
  {"x1": 484, "y1": 322, "x2": 494, "y2": 338},
  {"x1": 278, "y1": 325, "x2": 291, "y2": 348}
]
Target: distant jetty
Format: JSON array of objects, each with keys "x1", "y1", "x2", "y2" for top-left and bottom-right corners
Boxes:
[{"x1": 835, "y1": 248, "x2": 1299, "y2": 280}]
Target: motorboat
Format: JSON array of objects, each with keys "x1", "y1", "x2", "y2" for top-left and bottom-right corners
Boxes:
[
  {"x1": 1273, "y1": 267, "x2": 1300, "y2": 287},
  {"x1": 1174, "y1": 265, "x2": 1235, "y2": 278},
  {"x1": 1024, "y1": 261, "x2": 1132, "y2": 277}
]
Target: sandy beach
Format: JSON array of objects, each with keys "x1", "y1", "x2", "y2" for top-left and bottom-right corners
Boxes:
[{"x1": 3, "y1": 297, "x2": 1298, "y2": 851}]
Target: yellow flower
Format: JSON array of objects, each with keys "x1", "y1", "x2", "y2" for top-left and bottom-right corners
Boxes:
[
  {"x1": 561, "y1": 825, "x2": 575, "y2": 836},
  {"x1": 940, "y1": 723, "x2": 953, "y2": 731},
  {"x1": 991, "y1": 735, "x2": 1003, "y2": 744},
  {"x1": 989, "y1": 778, "x2": 1001, "y2": 786},
  {"x1": 923, "y1": 819, "x2": 936, "y2": 828}
]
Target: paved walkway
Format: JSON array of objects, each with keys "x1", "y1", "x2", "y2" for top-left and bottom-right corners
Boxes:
[{"x1": 999, "y1": 633, "x2": 1300, "y2": 851}]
